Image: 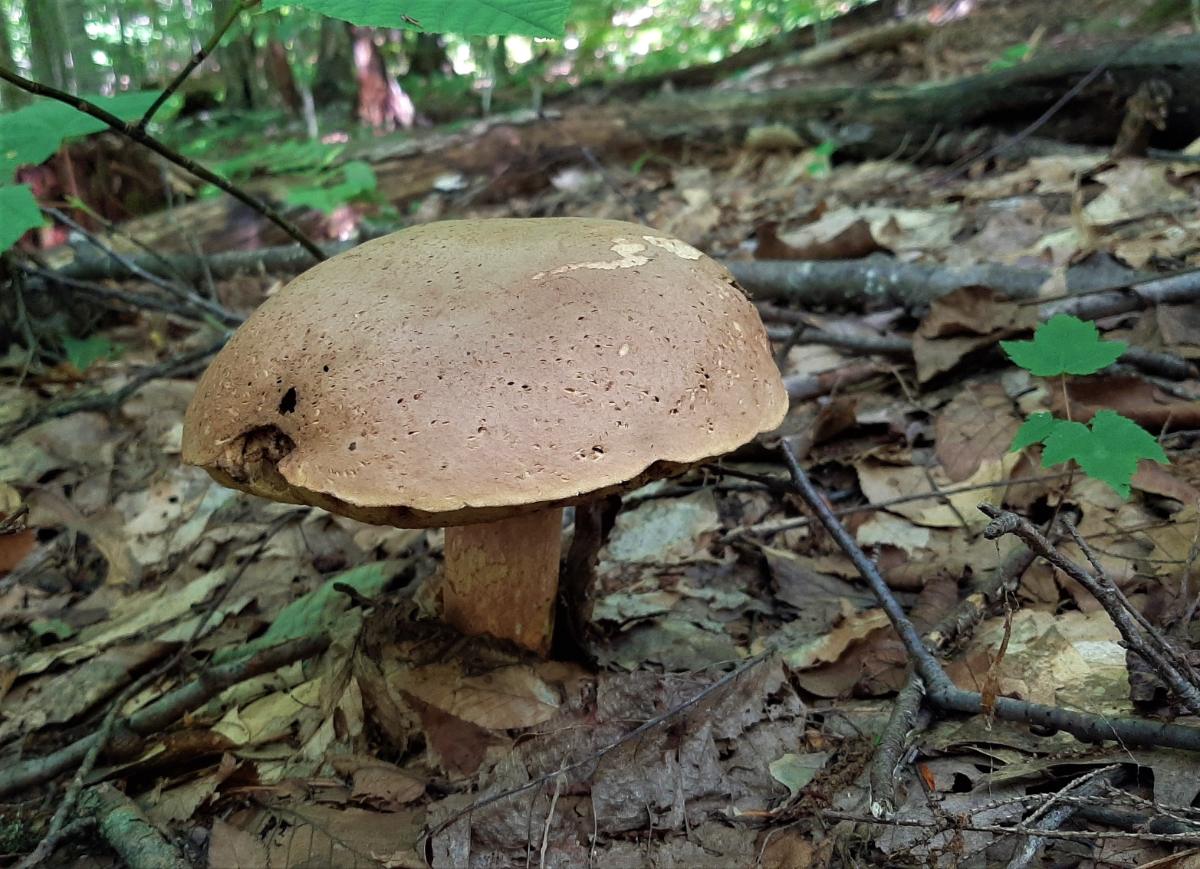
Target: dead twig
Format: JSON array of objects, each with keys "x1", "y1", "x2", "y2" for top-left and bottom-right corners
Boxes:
[
  {"x1": 726, "y1": 471, "x2": 1072, "y2": 541},
  {"x1": 930, "y1": 41, "x2": 1128, "y2": 185},
  {"x1": 1, "y1": 334, "x2": 228, "y2": 441},
  {"x1": 1006, "y1": 765, "x2": 1124, "y2": 869},
  {"x1": 980, "y1": 506, "x2": 1200, "y2": 715},
  {"x1": 14, "y1": 513, "x2": 298, "y2": 866},
  {"x1": 0, "y1": 505, "x2": 29, "y2": 534},
  {"x1": 871, "y1": 546, "x2": 1038, "y2": 817},
  {"x1": 728, "y1": 254, "x2": 1153, "y2": 310},
  {"x1": 423, "y1": 653, "x2": 772, "y2": 844},
  {"x1": 780, "y1": 440, "x2": 1200, "y2": 752},
  {"x1": 0, "y1": 64, "x2": 325, "y2": 260},
  {"x1": 18, "y1": 261, "x2": 213, "y2": 323},
  {"x1": 42, "y1": 207, "x2": 240, "y2": 326},
  {"x1": 76, "y1": 783, "x2": 189, "y2": 869},
  {"x1": 136, "y1": 0, "x2": 249, "y2": 130},
  {"x1": 762, "y1": 315, "x2": 1197, "y2": 381},
  {"x1": 824, "y1": 809, "x2": 1200, "y2": 844},
  {"x1": 0, "y1": 633, "x2": 328, "y2": 800}
]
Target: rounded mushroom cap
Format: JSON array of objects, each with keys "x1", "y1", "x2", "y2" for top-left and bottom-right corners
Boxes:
[{"x1": 182, "y1": 218, "x2": 787, "y2": 527}]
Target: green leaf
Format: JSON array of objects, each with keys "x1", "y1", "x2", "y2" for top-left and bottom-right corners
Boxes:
[
  {"x1": 1000, "y1": 314, "x2": 1126, "y2": 377},
  {"x1": 1010, "y1": 412, "x2": 1058, "y2": 452},
  {"x1": 0, "y1": 185, "x2": 45, "y2": 251},
  {"x1": 0, "y1": 92, "x2": 160, "y2": 179},
  {"x1": 1039, "y1": 410, "x2": 1167, "y2": 498},
  {"x1": 62, "y1": 335, "x2": 123, "y2": 371},
  {"x1": 259, "y1": 0, "x2": 570, "y2": 36},
  {"x1": 214, "y1": 561, "x2": 396, "y2": 663},
  {"x1": 285, "y1": 160, "x2": 377, "y2": 214},
  {"x1": 988, "y1": 42, "x2": 1031, "y2": 71},
  {"x1": 341, "y1": 159, "x2": 377, "y2": 191}
]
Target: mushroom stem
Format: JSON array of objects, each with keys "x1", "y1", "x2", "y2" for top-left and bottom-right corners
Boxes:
[{"x1": 442, "y1": 508, "x2": 564, "y2": 655}]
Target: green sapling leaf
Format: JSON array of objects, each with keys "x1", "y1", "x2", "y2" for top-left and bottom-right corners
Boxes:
[
  {"x1": 1033, "y1": 410, "x2": 1167, "y2": 498},
  {"x1": 1010, "y1": 411, "x2": 1057, "y2": 452},
  {"x1": 1000, "y1": 314, "x2": 1126, "y2": 376}
]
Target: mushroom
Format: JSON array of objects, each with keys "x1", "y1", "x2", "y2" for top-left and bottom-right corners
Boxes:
[{"x1": 182, "y1": 218, "x2": 787, "y2": 655}]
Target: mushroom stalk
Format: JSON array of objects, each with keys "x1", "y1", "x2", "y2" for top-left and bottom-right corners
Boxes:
[{"x1": 441, "y1": 508, "x2": 564, "y2": 655}]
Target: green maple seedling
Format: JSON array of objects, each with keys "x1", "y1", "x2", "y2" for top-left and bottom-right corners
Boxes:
[{"x1": 1002, "y1": 314, "x2": 1168, "y2": 498}]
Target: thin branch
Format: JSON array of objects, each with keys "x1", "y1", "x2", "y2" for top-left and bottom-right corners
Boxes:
[
  {"x1": 761, "y1": 311, "x2": 1196, "y2": 381},
  {"x1": 18, "y1": 261, "x2": 206, "y2": 322},
  {"x1": 930, "y1": 41, "x2": 1128, "y2": 185},
  {"x1": 822, "y1": 810, "x2": 1200, "y2": 844},
  {"x1": 0, "y1": 633, "x2": 327, "y2": 799},
  {"x1": 872, "y1": 546, "x2": 1039, "y2": 817},
  {"x1": 14, "y1": 514, "x2": 297, "y2": 866},
  {"x1": 424, "y1": 653, "x2": 772, "y2": 843},
  {"x1": 1006, "y1": 765, "x2": 1124, "y2": 869},
  {"x1": 726, "y1": 471, "x2": 1072, "y2": 541},
  {"x1": 779, "y1": 441, "x2": 1200, "y2": 753},
  {"x1": 43, "y1": 207, "x2": 239, "y2": 326},
  {"x1": 1, "y1": 334, "x2": 228, "y2": 440},
  {"x1": 980, "y1": 506, "x2": 1200, "y2": 715},
  {"x1": 0, "y1": 64, "x2": 325, "y2": 260},
  {"x1": 77, "y1": 783, "x2": 189, "y2": 869},
  {"x1": 137, "y1": 0, "x2": 249, "y2": 129}
]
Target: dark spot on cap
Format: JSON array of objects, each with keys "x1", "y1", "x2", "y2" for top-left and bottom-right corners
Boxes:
[{"x1": 278, "y1": 387, "x2": 298, "y2": 415}]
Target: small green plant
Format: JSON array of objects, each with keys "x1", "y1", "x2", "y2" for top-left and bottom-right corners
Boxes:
[
  {"x1": 1003, "y1": 314, "x2": 1167, "y2": 498},
  {"x1": 62, "y1": 334, "x2": 124, "y2": 372},
  {"x1": 285, "y1": 160, "x2": 378, "y2": 214},
  {"x1": 0, "y1": 92, "x2": 160, "y2": 251},
  {"x1": 988, "y1": 42, "x2": 1032, "y2": 71}
]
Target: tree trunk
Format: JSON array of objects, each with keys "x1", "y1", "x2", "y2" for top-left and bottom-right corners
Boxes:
[
  {"x1": 408, "y1": 32, "x2": 450, "y2": 78},
  {"x1": 0, "y1": 0, "x2": 28, "y2": 107},
  {"x1": 27, "y1": 0, "x2": 70, "y2": 89},
  {"x1": 265, "y1": 39, "x2": 302, "y2": 114},
  {"x1": 112, "y1": 5, "x2": 142, "y2": 85},
  {"x1": 313, "y1": 17, "x2": 354, "y2": 109},
  {"x1": 213, "y1": 0, "x2": 257, "y2": 109},
  {"x1": 60, "y1": 0, "x2": 101, "y2": 92},
  {"x1": 350, "y1": 26, "x2": 414, "y2": 130}
]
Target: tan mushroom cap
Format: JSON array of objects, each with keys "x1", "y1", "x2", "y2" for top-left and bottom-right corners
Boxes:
[{"x1": 182, "y1": 218, "x2": 787, "y2": 528}]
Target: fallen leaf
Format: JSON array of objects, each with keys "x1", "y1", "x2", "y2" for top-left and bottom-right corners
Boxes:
[
  {"x1": 603, "y1": 489, "x2": 721, "y2": 565},
  {"x1": 397, "y1": 663, "x2": 561, "y2": 730},
  {"x1": 935, "y1": 383, "x2": 1023, "y2": 482},
  {"x1": 207, "y1": 818, "x2": 268, "y2": 868},
  {"x1": 769, "y1": 751, "x2": 831, "y2": 800},
  {"x1": 349, "y1": 764, "x2": 426, "y2": 811}
]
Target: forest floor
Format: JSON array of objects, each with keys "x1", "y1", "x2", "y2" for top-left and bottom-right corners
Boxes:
[{"x1": 3, "y1": 0, "x2": 1200, "y2": 866}]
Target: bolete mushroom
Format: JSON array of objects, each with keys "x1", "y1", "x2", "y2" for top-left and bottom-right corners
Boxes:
[{"x1": 182, "y1": 218, "x2": 787, "y2": 655}]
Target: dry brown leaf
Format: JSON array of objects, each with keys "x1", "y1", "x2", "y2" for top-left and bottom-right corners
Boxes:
[
  {"x1": 1132, "y1": 463, "x2": 1200, "y2": 505},
  {"x1": 855, "y1": 455, "x2": 1018, "y2": 529},
  {"x1": 396, "y1": 663, "x2": 561, "y2": 730},
  {"x1": 1056, "y1": 375, "x2": 1200, "y2": 430},
  {"x1": 1084, "y1": 161, "x2": 1191, "y2": 225},
  {"x1": 934, "y1": 383, "x2": 1023, "y2": 482},
  {"x1": 0, "y1": 527, "x2": 34, "y2": 575},
  {"x1": 405, "y1": 693, "x2": 505, "y2": 777},
  {"x1": 350, "y1": 765, "x2": 426, "y2": 811},
  {"x1": 917, "y1": 285, "x2": 1038, "y2": 339},
  {"x1": 755, "y1": 218, "x2": 882, "y2": 261},
  {"x1": 783, "y1": 608, "x2": 890, "y2": 670},
  {"x1": 259, "y1": 804, "x2": 423, "y2": 868},
  {"x1": 207, "y1": 818, "x2": 269, "y2": 869},
  {"x1": 145, "y1": 754, "x2": 239, "y2": 825}
]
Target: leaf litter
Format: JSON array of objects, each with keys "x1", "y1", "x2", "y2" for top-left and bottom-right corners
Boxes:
[{"x1": 3, "y1": 8, "x2": 1200, "y2": 869}]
